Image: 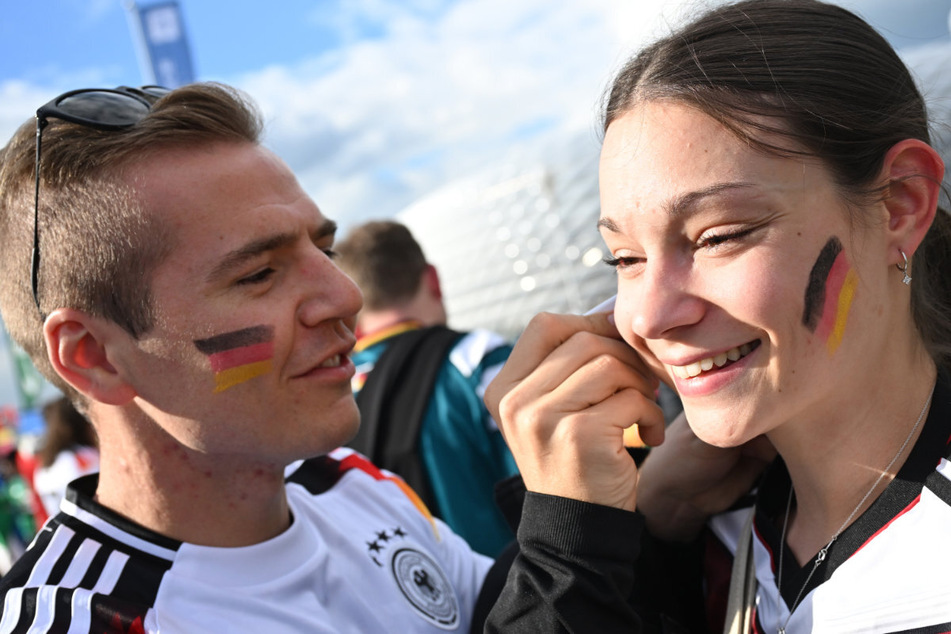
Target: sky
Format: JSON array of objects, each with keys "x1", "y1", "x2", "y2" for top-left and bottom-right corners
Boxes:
[{"x1": 1, "y1": 0, "x2": 950, "y2": 412}]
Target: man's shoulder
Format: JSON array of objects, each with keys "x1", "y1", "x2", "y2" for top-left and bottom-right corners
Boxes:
[
  {"x1": 285, "y1": 448, "x2": 382, "y2": 495},
  {"x1": 0, "y1": 511, "x2": 173, "y2": 632},
  {"x1": 286, "y1": 449, "x2": 449, "y2": 544},
  {"x1": 286, "y1": 448, "x2": 427, "y2": 508},
  {"x1": 446, "y1": 329, "x2": 511, "y2": 378}
]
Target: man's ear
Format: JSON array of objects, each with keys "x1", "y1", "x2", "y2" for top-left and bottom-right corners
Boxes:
[
  {"x1": 43, "y1": 308, "x2": 137, "y2": 406},
  {"x1": 880, "y1": 139, "x2": 944, "y2": 264},
  {"x1": 423, "y1": 264, "x2": 442, "y2": 301}
]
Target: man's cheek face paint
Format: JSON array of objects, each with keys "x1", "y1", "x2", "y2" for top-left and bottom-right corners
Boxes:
[
  {"x1": 194, "y1": 325, "x2": 275, "y2": 393},
  {"x1": 801, "y1": 237, "x2": 858, "y2": 354}
]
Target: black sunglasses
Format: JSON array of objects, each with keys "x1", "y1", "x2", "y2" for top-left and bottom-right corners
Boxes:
[{"x1": 31, "y1": 85, "x2": 171, "y2": 313}]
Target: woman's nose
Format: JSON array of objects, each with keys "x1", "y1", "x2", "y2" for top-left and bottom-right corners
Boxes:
[{"x1": 627, "y1": 260, "x2": 705, "y2": 340}]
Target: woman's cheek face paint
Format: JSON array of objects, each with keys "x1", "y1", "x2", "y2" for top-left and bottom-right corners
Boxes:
[
  {"x1": 194, "y1": 325, "x2": 275, "y2": 393},
  {"x1": 801, "y1": 237, "x2": 858, "y2": 355}
]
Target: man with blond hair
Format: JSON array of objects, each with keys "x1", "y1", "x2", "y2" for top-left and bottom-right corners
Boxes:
[{"x1": 0, "y1": 83, "x2": 491, "y2": 632}]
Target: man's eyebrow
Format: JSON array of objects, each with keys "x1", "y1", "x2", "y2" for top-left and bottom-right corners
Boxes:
[
  {"x1": 205, "y1": 218, "x2": 338, "y2": 284},
  {"x1": 597, "y1": 182, "x2": 756, "y2": 233},
  {"x1": 314, "y1": 218, "x2": 337, "y2": 242}
]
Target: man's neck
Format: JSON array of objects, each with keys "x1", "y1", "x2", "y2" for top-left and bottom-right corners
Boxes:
[
  {"x1": 357, "y1": 312, "x2": 422, "y2": 339},
  {"x1": 357, "y1": 288, "x2": 447, "y2": 338},
  {"x1": 93, "y1": 411, "x2": 291, "y2": 547}
]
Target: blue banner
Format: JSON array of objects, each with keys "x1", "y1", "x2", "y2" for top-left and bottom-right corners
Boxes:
[{"x1": 133, "y1": 1, "x2": 195, "y2": 88}]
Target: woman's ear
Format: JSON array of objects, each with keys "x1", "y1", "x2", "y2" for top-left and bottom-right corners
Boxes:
[
  {"x1": 880, "y1": 139, "x2": 945, "y2": 264},
  {"x1": 43, "y1": 308, "x2": 137, "y2": 406}
]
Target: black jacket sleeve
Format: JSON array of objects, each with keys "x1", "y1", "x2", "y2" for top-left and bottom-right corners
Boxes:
[{"x1": 482, "y1": 491, "x2": 646, "y2": 633}]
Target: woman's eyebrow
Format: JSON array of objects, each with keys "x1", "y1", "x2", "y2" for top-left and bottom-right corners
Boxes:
[
  {"x1": 664, "y1": 182, "x2": 756, "y2": 218},
  {"x1": 598, "y1": 181, "x2": 757, "y2": 233}
]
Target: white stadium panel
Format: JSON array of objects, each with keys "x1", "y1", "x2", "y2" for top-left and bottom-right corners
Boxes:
[
  {"x1": 397, "y1": 42, "x2": 951, "y2": 342},
  {"x1": 398, "y1": 131, "x2": 616, "y2": 341}
]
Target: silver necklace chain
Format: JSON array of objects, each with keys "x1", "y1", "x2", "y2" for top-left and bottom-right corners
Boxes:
[{"x1": 774, "y1": 386, "x2": 934, "y2": 634}]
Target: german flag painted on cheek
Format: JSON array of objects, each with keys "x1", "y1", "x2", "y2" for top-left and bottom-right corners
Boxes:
[
  {"x1": 802, "y1": 237, "x2": 858, "y2": 355},
  {"x1": 194, "y1": 325, "x2": 275, "y2": 393}
]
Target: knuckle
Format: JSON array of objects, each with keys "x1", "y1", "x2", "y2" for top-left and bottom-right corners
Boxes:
[
  {"x1": 496, "y1": 389, "x2": 520, "y2": 425},
  {"x1": 497, "y1": 388, "x2": 540, "y2": 429},
  {"x1": 568, "y1": 329, "x2": 600, "y2": 348},
  {"x1": 552, "y1": 414, "x2": 586, "y2": 446},
  {"x1": 526, "y1": 311, "x2": 562, "y2": 332},
  {"x1": 590, "y1": 351, "x2": 621, "y2": 373}
]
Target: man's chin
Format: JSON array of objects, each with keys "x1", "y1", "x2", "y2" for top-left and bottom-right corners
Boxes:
[{"x1": 333, "y1": 406, "x2": 362, "y2": 450}]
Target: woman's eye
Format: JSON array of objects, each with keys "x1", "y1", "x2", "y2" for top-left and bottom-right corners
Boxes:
[
  {"x1": 322, "y1": 248, "x2": 338, "y2": 260},
  {"x1": 237, "y1": 268, "x2": 275, "y2": 285},
  {"x1": 697, "y1": 227, "x2": 754, "y2": 249},
  {"x1": 603, "y1": 255, "x2": 643, "y2": 271}
]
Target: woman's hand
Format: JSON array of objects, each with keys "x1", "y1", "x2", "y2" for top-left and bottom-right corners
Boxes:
[
  {"x1": 484, "y1": 311, "x2": 664, "y2": 512},
  {"x1": 636, "y1": 414, "x2": 776, "y2": 540}
]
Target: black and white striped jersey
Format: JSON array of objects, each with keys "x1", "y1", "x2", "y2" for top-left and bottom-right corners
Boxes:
[
  {"x1": 0, "y1": 448, "x2": 492, "y2": 633},
  {"x1": 708, "y1": 368, "x2": 951, "y2": 633},
  {"x1": 484, "y1": 369, "x2": 951, "y2": 633}
]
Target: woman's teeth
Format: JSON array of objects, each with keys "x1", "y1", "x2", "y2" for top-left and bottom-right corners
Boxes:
[{"x1": 672, "y1": 342, "x2": 754, "y2": 379}]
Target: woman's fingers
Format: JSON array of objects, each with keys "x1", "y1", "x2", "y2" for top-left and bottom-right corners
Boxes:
[
  {"x1": 486, "y1": 311, "x2": 657, "y2": 422},
  {"x1": 500, "y1": 385, "x2": 663, "y2": 511},
  {"x1": 487, "y1": 311, "x2": 666, "y2": 511}
]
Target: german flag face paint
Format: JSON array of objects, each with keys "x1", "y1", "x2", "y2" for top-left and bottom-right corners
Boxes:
[
  {"x1": 802, "y1": 237, "x2": 858, "y2": 355},
  {"x1": 194, "y1": 325, "x2": 275, "y2": 393}
]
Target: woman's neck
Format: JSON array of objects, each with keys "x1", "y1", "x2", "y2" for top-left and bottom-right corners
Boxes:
[{"x1": 775, "y1": 345, "x2": 937, "y2": 564}]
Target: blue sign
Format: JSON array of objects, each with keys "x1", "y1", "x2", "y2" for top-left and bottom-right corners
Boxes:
[{"x1": 133, "y1": 1, "x2": 196, "y2": 88}]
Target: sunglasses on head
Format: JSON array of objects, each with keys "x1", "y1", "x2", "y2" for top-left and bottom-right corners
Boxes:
[{"x1": 31, "y1": 85, "x2": 171, "y2": 314}]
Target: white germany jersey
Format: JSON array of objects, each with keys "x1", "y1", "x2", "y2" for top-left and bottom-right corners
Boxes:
[
  {"x1": 709, "y1": 371, "x2": 951, "y2": 633},
  {"x1": 0, "y1": 448, "x2": 492, "y2": 633}
]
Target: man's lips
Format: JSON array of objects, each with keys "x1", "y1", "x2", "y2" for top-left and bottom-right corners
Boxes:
[{"x1": 293, "y1": 343, "x2": 354, "y2": 378}]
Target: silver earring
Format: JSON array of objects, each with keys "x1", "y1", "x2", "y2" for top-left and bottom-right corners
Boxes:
[{"x1": 897, "y1": 249, "x2": 912, "y2": 285}]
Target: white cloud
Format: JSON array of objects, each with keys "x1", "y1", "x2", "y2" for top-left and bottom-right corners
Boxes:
[
  {"x1": 65, "y1": 0, "x2": 116, "y2": 26},
  {"x1": 0, "y1": 63, "x2": 128, "y2": 145},
  {"x1": 231, "y1": 0, "x2": 662, "y2": 228},
  {"x1": 2, "y1": 0, "x2": 946, "y2": 234},
  {"x1": 0, "y1": 82, "x2": 52, "y2": 141},
  {"x1": 0, "y1": 0, "x2": 739, "y2": 233}
]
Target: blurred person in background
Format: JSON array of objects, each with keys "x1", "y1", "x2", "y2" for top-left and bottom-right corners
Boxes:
[
  {"x1": 336, "y1": 220, "x2": 518, "y2": 557},
  {"x1": 0, "y1": 430, "x2": 35, "y2": 576},
  {"x1": 33, "y1": 396, "x2": 99, "y2": 518}
]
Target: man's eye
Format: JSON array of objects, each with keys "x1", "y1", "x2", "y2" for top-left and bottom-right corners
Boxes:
[
  {"x1": 322, "y1": 248, "x2": 338, "y2": 260},
  {"x1": 237, "y1": 268, "x2": 274, "y2": 285}
]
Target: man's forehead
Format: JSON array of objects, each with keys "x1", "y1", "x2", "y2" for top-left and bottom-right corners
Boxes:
[
  {"x1": 125, "y1": 141, "x2": 328, "y2": 271},
  {"x1": 125, "y1": 140, "x2": 288, "y2": 195},
  {"x1": 127, "y1": 142, "x2": 310, "y2": 224}
]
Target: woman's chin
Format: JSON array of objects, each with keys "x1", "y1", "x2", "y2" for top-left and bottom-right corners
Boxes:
[{"x1": 684, "y1": 409, "x2": 752, "y2": 449}]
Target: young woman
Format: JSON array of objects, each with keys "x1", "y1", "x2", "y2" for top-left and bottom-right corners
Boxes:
[{"x1": 482, "y1": 1, "x2": 951, "y2": 632}]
